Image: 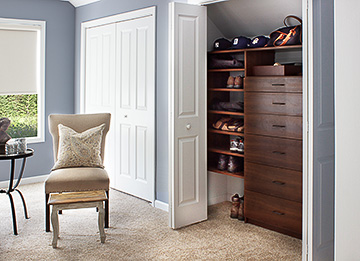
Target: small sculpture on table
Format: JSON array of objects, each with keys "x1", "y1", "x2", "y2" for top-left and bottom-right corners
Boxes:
[{"x1": 0, "y1": 117, "x2": 11, "y2": 154}]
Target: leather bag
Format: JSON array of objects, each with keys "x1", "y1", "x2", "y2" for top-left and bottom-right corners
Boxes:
[{"x1": 266, "y1": 15, "x2": 302, "y2": 47}]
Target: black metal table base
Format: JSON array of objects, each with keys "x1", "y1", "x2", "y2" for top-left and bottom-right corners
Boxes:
[{"x1": 0, "y1": 149, "x2": 33, "y2": 235}]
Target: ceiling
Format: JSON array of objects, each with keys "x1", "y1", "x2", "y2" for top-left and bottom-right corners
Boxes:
[{"x1": 207, "y1": 0, "x2": 302, "y2": 39}]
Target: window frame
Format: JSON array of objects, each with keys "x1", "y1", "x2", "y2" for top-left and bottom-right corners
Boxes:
[{"x1": 0, "y1": 18, "x2": 46, "y2": 143}]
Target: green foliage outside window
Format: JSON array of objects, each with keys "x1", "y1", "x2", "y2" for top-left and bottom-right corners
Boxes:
[{"x1": 0, "y1": 94, "x2": 38, "y2": 138}]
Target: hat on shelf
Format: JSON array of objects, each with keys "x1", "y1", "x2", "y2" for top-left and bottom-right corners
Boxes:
[
  {"x1": 231, "y1": 36, "x2": 251, "y2": 49},
  {"x1": 248, "y1": 36, "x2": 270, "y2": 48},
  {"x1": 213, "y1": 38, "x2": 232, "y2": 50}
]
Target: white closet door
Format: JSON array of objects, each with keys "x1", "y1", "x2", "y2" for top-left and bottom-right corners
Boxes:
[
  {"x1": 169, "y1": 2, "x2": 207, "y2": 229},
  {"x1": 85, "y1": 23, "x2": 116, "y2": 185},
  {"x1": 114, "y1": 15, "x2": 155, "y2": 202}
]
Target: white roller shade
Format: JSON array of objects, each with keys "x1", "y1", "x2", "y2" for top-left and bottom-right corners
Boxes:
[{"x1": 0, "y1": 27, "x2": 38, "y2": 95}]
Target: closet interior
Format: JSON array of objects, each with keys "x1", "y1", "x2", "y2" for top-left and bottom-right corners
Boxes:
[{"x1": 206, "y1": 0, "x2": 303, "y2": 239}]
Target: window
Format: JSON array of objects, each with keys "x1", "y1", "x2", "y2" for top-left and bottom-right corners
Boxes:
[{"x1": 0, "y1": 18, "x2": 45, "y2": 143}]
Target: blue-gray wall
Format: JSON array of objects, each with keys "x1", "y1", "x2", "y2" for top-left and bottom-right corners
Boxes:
[
  {"x1": 74, "y1": 0, "x2": 175, "y2": 203},
  {"x1": 0, "y1": 0, "x2": 75, "y2": 181}
]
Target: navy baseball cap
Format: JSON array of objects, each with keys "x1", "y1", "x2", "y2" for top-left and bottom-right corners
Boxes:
[
  {"x1": 213, "y1": 38, "x2": 232, "y2": 50},
  {"x1": 248, "y1": 36, "x2": 269, "y2": 48},
  {"x1": 231, "y1": 36, "x2": 251, "y2": 49}
]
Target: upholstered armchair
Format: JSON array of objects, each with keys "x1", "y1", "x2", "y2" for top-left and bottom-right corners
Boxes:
[{"x1": 45, "y1": 113, "x2": 111, "y2": 232}]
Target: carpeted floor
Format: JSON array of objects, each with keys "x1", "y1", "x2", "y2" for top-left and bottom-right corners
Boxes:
[{"x1": 0, "y1": 182, "x2": 301, "y2": 260}]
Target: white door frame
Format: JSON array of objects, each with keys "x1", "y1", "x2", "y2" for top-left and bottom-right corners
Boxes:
[{"x1": 80, "y1": 6, "x2": 156, "y2": 204}]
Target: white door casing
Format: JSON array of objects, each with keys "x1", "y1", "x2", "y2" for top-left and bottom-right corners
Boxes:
[
  {"x1": 82, "y1": 7, "x2": 156, "y2": 203},
  {"x1": 114, "y1": 15, "x2": 155, "y2": 202},
  {"x1": 169, "y1": 2, "x2": 207, "y2": 229}
]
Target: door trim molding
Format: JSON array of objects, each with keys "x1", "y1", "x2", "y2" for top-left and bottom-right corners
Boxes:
[
  {"x1": 303, "y1": 0, "x2": 314, "y2": 260},
  {"x1": 80, "y1": 6, "x2": 156, "y2": 114}
]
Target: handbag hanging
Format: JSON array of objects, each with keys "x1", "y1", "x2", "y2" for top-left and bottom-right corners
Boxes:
[{"x1": 266, "y1": 15, "x2": 302, "y2": 47}]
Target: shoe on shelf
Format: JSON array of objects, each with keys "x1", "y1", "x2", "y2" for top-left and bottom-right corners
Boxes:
[
  {"x1": 230, "y1": 137, "x2": 244, "y2": 153},
  {"x1": 230, "y1": 193, "x2": 240, "y2": 219},
  {"x1": 234, "y1": 76, "x2": 243, "y2": 89},
  {"x1": 228, "y1": 156, "x2": 243, "y2": 173},
  {"x1": 217, "y1": 154, "x2": 229, "y2": 171},
  {"x1": 226, "y1": 76, "x2": 235, "y2": 88},
  {"x1": 238, "y1": 196, "x2": 244, "y2": 221}
]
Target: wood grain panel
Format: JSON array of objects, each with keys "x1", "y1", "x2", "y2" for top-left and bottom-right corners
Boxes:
[
  {"x1": 245, "y1": 190, "x2": 302, "y2": 236},
  {"x1": 245, "y1": 114, "x2": 302, "y2": 139},
  {"x1": 245, "y1": 134, "x2": 302, "y2": 171},
  {"x1": 245, "y1": 76, "x2": 302, "y2": 92},
  {"x1": 245, "y1": 92, "x2": 302, "y2": 116},
  {"x1": 245, "y1": 162, "x2": 302, "y2": 202}
]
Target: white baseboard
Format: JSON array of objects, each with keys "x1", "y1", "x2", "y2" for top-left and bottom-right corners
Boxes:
[
  {"x1": 154, "y1": 200, "x2": 168, "y2": 212},
  {"x1": 0, "y1": 174, "x2": 49, "y2": 188}
]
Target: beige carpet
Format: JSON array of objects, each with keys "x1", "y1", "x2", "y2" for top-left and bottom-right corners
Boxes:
[{"x1": 0, "y1": 182, "x2": 301, "y2": 260}]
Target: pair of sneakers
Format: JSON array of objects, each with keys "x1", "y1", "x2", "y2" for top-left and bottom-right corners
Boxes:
[
  {"x1": 230, "y1": 194, "x2": 244, "y2": 221},
  {"x1": 226, "y1": 76, "x2": 243, "y2": 89},
  {"x1": 230, "y1": 137, "x2": 244, "y2": 153},
  {"x1": 217, "y1": 155, "x2": 243, "y2": 173}
]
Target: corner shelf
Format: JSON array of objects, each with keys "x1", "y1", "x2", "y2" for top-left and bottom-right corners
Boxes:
[
  {"x1": 208, "y1": 129, "x2": 244, "y2": 137},
  {"x1": 208, "y1": 110, "x2": 244, "y2": 116},
  {"x1": 208, "y1": 167, "x2": 244, "y2": 179},
  {"x1": 208, "y1": 147, "x2": 244, "y2": 158}
]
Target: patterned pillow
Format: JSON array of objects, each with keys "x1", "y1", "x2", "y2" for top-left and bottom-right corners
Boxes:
[{"x1": 52, "y1": 123, "x2": 105, "y2": 170}]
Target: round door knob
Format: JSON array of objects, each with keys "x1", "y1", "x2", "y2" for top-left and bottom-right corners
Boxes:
[
  {"x1": 124, "y1": 115, "x2": 128, "y2": 118},
  {"x1": 186, "y1": 124, "x2": 191, "y2": 130}
]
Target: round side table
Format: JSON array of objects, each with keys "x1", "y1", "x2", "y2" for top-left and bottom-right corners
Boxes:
[{"x1": 0, "y1": 148, "x2": 34, "y2": 235}]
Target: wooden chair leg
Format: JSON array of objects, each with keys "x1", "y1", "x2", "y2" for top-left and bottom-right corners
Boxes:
[
  {"x1": 46, "y1": 193, "x2": 50, "y2": 232},
  {"x1": 105, "y1": 190, "x2": 109, "y2": 228}
]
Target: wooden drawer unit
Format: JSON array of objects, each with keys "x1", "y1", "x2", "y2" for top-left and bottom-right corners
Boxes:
[
  {"x1": 245, "y1": 76, "x2": 302, "y2": 93},
  {"x1": 245, "y1": 162, "x2": 302, "y2": 202},
  {"x1": 245, "y1": 114, "x2": 302, "y2": 140},
  {"x1": 245, "y1": 92, "x2": 302, "y2": 116},
  {"x1": 245, "y1": 190, "x2": 302, "y2": 238},
  {"x1": 245, "y1": 134, "x2": 302, "y2": 171}
]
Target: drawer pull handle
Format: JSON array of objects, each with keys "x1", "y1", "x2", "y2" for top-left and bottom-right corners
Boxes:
[
  {"x1": 272, "y1": 102, "x2": 286, "y2": 105},
  {"x1": 272, "y1": 180, "x2": 285, "y2": 185},
  {"x1": 272, "y1": 210, "x2": 285, "y2": 216},
  {"x1": 272, "y1": 125, "x2": 286, "y2": 129},
  {"x1": 272, "y1": 151, "x2": 286, "y2": 155},
  {"x1": 272, "y1": 83, "x2": 285, "y2": 87}
]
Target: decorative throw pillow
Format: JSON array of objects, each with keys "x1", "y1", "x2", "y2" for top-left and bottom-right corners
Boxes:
[{"x1": 52, "y1": 123, "x2": 105, "y2": 170}]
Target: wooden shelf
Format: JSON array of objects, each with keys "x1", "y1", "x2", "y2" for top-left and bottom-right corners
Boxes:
[
  {"x1": 209, "y1": 45, "x2": 302, "y2": 54},
  {"x1": 208, "y1": 147, "x2": 244, "y2": 157},
  {"x1": 208, "y1": 110, "x2": 244, "y2": 116},
  {"x1": 208, "y1": 167, "x2": 244, "y2": 179},
  {"x1": 208, "y1": 68, "x2": 245, "y2": 72},
  {"x1": 208, "y1": 88, "x2": 244, "y2": 92},
  {"x1": 208, "y1": 129, "x2": 244, "y2": 137}
]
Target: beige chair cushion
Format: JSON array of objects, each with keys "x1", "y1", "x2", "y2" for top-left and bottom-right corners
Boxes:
[
  {"x1": 45, "y1": 168, "x2": 109, "y2": 194},
  {"x1": 52, "y1": 123, "x2": 105, "y2": 170}
]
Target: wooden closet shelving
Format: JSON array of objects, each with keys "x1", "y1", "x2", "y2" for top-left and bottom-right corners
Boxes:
[{"x1": 207, "y1": 44, "x2": 303, "y2": 239}]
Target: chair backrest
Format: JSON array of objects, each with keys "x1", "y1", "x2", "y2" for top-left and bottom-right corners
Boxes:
[{"x1": 48, "y1": 113, "x2": 111, "y2": 163}]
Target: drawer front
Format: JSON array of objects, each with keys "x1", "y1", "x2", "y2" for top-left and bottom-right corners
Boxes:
[
  {"x1": 245, "y1": 190, "x2": 302, "y2": 235},
  {"x1": 245, "y1": 92, "x2": 302, "y2": 116},
  {"x1": 245, "y1": 114, "x2": 302, "y2": 139},
  {"x1": 245, "y1": 134, "x2": 302, "y2": 171},
  {"x1": 245, "y1": 76, "x2": 302, "y2": 92},
  {"x1": 245, "y1": 162, "x2": 302, "y2": 202}
]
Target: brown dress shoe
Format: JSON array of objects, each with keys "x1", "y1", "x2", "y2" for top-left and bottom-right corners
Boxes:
[
  {"x1": 230, "y1": 194, "x2": 240, "y2": 218},
  {"x1": 226, "y1": 76, "x2": 235, "y2": 88},
  {"x1": 238, "y1": 196, "x2": 244, "y2": 221},
  {"x1": 234, "y1": 76, "x2": 243, "y2": 89}
]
